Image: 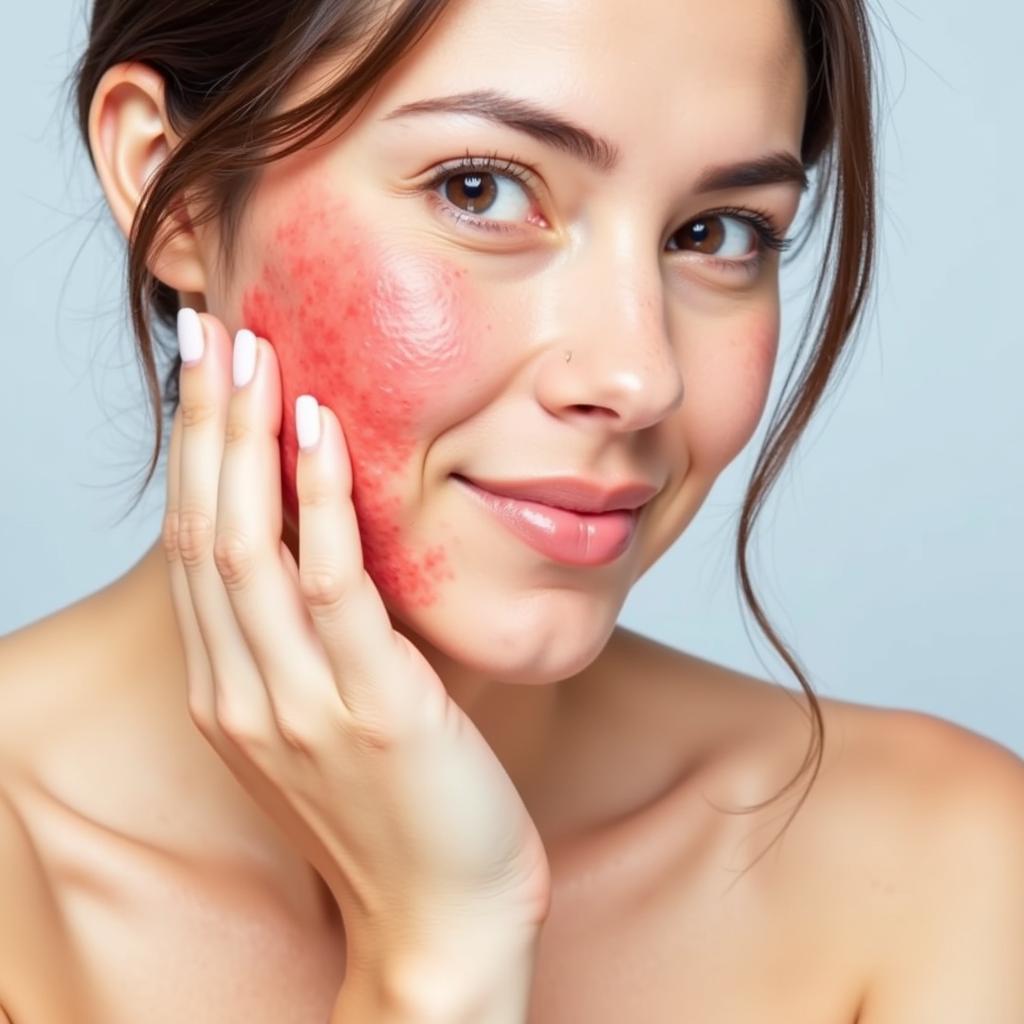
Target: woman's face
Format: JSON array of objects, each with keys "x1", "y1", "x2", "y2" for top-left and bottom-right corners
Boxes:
[{"x1": 201, "y1": 0, "x2": 808, "y2": 685}]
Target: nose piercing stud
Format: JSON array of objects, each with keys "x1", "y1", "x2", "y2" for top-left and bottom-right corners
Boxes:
[{"x1": 565, "y1": 349, "x2": 573, "y2": 363}]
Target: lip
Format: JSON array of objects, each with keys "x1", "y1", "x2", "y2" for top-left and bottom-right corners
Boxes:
[
  {"x1": 452, "y1": 474, "x2": 656, "y2": 567},
  {"x1": 452, "y1": 474, "x2": 659, "y2": 514}
]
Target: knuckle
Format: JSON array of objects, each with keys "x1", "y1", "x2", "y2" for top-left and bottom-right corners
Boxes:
[
  {"x1": 223, "y1": 415, "x2": 251, "y2": 448},
  {"x1": 213, "y1": 528, "x2": 256, "y2": 589},
  {"x1": 276, "y1": 697, "x2": 350, "y2": 756},
  {"x1": 351, "y1": 723, "x2": 400, "y2": 755},
  {"x1": 215, "y1": 700, "x2": 268, "y2": 749},
  {"x1": 187, "y1": 698, "x2": 217, "y2": 741},
  {"x1": 162, "y1": 509, "x2": 181, "y2": 562},
  {"x1": 298, "y1": 480, "x2": 335, "y2": 509},
  {"x1": 177, "y1": 508, "x2": 215, "y2": 568},
  {"x1": 297, "y1": 562, "x2": 351, "y2": 609},
  {"x1": 274, "y1": 712, "x2": 322, "y2": 757},
  {"x1": 180, "y1": 396, "x2": 218, "y2": 429},
  {"x1": 344, "y1": 706, "x2": 406, "y2": 754}
]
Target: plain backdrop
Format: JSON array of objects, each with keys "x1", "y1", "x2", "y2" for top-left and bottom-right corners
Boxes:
[{"x1": 1, "y1": 2, "x2": 1020, "y2": 756}]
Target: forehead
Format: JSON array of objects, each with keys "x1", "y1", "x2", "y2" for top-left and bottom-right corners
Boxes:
[{"x1": 361, "y1": 0, "x2": 807, "y2": 170}]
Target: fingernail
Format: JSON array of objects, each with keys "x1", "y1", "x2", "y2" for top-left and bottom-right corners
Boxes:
[
  {"x1": 296, "y1": 395, "x2": 321, "y2": 450},
  {"x1": 177, "y1": 307, "x2": 205, "y2": 365},
  {"x1": 233, "y1": 329, "x2": 257, "y2": 389}
]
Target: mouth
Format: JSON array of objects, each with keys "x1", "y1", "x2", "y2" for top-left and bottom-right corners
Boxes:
[{"x1": 451, "y1": 473, "x2": 655, "y2": 567}]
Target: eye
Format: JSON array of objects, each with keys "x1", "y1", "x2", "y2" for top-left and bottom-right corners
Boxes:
[
  {"x1": 435, "y1": 168, "x2": 533, "y2": 226},
  {"x1": 418, "y1": 156, "x2": 790, "y2": 262},
  {"x1": 669, "y1": 214, "x2": 759, "y2": 260},
  {"x1": 419, "y1": 155, "x2": 545, "y2": 235}
]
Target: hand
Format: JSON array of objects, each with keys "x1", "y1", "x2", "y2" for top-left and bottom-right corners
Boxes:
[{"x1": 163, "y1": 309, "x2": 551, "y2": 969}]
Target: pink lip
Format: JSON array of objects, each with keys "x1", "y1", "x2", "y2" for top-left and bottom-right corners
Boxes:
[
  {"x1": 453, "y1": 474, "x2": 655, "y2": 567},
  {"x1": 455, "y1": 474, "x2": 659, "y2": 514}
]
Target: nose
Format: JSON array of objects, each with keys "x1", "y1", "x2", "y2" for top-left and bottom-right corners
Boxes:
[{"x1": 532, "y1": 230, "x2": 684, "y2": 433}]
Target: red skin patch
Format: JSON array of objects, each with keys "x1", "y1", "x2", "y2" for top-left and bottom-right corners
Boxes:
[{"x1": 242, "y1": 193, "x2": 478, "y2": 612}]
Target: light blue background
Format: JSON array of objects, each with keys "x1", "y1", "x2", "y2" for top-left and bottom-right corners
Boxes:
[{"x1": 2, "y1": 3, "x2": 1020, "y2": 754}]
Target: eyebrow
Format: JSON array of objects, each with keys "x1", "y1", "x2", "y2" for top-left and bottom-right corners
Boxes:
[{"x1": 382, "y1": 88, "x2": 809, "y2": 193}]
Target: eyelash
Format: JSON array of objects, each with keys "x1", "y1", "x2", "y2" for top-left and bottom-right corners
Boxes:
[{"x1": 418, "y1": 151, "x2": 793, "y2": 276}]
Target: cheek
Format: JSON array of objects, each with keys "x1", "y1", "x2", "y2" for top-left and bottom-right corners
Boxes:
[
  {"x1": 240, "y1": 193, "x2": 482, "y2": 611},
  {"x1": 682, "y1": 311, "x2": 779, "y2": 472}
]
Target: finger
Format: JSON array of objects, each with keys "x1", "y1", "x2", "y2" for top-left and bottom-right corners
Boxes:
[
  {"x1": 162, "y1": 402, "x2": 215, "y2": 728},
  {"x1": 294, "y1": 398, "x2": 416, "y2": 722},
  {"x1": 175, "y1": 309, "x2": 274, "y2": 740},
  {"x1": 214, "y1": 331, "x2": 339, "y2": 726}
]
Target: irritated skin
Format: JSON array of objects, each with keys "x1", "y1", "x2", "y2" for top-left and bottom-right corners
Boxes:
[{"x1": 242, "y1": 191, "x2": 482, "y2": 612}]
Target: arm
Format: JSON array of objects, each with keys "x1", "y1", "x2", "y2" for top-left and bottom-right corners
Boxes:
[{"x1": 858, "y1": 718, "x2": 1024, "y2": 1022}]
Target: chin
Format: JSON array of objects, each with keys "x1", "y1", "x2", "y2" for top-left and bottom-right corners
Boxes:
[{"x1": 386, "y1": 581, "x2": 624, "y2": 686}]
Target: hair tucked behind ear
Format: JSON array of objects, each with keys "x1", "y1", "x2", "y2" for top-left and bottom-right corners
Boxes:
[
  {"x1": 71, "y1": 0, "x2": 877, "y2": 875},
  {"x1": 72, "y1": 0, "x2": 452, "y2": 478}
]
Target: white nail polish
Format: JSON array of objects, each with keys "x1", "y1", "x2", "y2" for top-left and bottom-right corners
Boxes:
[
  {"x1": 296, "y1": 395, "x2": 321, "y2": 450},
  {"x1": 233, "y1": 329, "x2": 257, "y2": 388},
  {"x1": 177, "y1": 307, "x2": 204, "y2": 365}
]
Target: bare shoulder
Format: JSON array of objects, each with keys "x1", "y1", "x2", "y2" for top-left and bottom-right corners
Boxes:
[
  {"x1": 0, "y1": 549, "x2": 174, "y2": 775},
  {"x1": 0, "y1": 584, "x2": 119, "y2": 768},
  {"x1": 813, "y1": 697, "x2": 1024, "y2": 881},
  {"x1": 0, "y1": 644, "x2": 155, "y2": 1023},
  {"x1": 841, "y1": 706, "x2": 1024, "y2": 1022},
  {"x1": 625, "y1": 634, "x2": 1024, "y2": 1019},
  {"x1": 0, "y1": 583, "x2": 158, "y2": 1019},
  {"x1": 704, "y1": 663, "x2": 1024, "y2": 1022},
  {"x1": 636, "y1": 636, "x2": 1024, "y2": 847},
  {"x1": 0, "y1": 618, "x2": 81, "y2": 1017},
  {"x1": 0, "y1": 782, "x2": 74, "y2": 1017},
  {"x1": 0, "y1": 628, "x2": 87, "y2": 1019}
]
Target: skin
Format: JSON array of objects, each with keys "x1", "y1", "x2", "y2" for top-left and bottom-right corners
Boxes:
[
  {"x1": 13, "y1": 0, "x2": 811, "y2": 1011},
  {"x1": 241, "y1": 191, "x2": 472, "y2": 611},
  {"x1": 191, "y1": 0, "x2": 802, "y2": 720},
  {"x1": 4, "y1": 0, "x2": 1024, "y2": 1021}
]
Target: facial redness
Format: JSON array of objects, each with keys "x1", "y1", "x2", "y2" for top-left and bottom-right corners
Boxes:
[{"x1": 241, "y1": 189, "x2": 481, "y2": 612}]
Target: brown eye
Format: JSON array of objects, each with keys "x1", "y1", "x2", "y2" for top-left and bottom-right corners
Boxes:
[
  {"x1": 670, "y1": 215, "x2": 758, "y2": 258},
  {"x1": 443, "y1": 172, "x2": 499, "y2": 214},
  {"x1": 431, "y1": 165, "x2": 534, "y2": 230}
]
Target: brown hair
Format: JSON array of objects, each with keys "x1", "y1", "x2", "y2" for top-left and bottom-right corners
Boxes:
[{"x1": 72, "y1": 0, "x2": 877, "y2": 873}]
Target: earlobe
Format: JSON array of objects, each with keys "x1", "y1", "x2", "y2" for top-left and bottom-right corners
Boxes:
[{"x1": 88, "y1": 62, "x2": 208, "y2": 294}]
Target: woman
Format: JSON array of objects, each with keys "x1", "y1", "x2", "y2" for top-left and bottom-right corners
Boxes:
[{"x1": 1, "y1": 0, "x2": 1022, "y2": 1020}]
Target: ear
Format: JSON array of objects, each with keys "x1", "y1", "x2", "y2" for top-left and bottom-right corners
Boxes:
[{"x1": 87, "y1": 62, "x2": 208, "y2": 294}]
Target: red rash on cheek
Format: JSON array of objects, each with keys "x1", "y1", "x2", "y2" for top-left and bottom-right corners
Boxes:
[{"x1": 241, "y1": 193, "x2": 479, "y2": 612}]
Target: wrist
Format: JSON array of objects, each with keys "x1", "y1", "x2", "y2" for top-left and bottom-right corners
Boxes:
[
  {"x1": 335, "y1": 927, "x2": 543, "y2": 1024},
  {"x1": 392, "y1": 932, "x2": 541, "y2": 1023}
]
